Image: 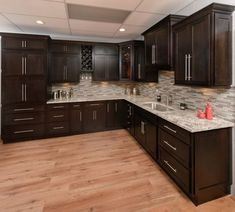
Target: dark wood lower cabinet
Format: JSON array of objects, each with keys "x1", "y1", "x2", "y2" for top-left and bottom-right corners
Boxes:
[
  {"x1": 1, "y1": 99, "x2": 232, "y2": 206},
  {"x1": 83, "y1": 102, "x2": 106, "y2": 133}
]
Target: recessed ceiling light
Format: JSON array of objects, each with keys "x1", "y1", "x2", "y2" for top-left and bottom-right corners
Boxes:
[
  {"x1": 36, "y1": 20, "x2": 44, "y2": 25},
  {"x1": 119, "y1": 28, "x2": 126, "y2": 32}
]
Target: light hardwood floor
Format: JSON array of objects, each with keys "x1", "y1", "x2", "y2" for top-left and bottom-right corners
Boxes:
[{"x1": 0, "y1": 129, "x2": 235, "y2": 212}]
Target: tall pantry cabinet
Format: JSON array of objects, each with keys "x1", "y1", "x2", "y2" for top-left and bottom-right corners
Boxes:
[{"x1": 1, "y1": 33, "x2": 49, "y2": 142}]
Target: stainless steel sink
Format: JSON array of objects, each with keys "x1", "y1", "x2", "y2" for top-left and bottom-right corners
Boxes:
[{"x1": 142, "y1": 102, "x2": 173, "y2": 112}]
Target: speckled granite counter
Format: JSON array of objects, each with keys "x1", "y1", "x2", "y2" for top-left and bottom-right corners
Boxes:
[{"x1": 47, "y1": 95, "x2": 234, "y2": 133}]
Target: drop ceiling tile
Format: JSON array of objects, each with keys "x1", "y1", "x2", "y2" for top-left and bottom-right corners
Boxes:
[
  {"x1": 71, "y1": 29, "x2": 114, "y2": 37},
  {"x1": 136, "y1": 0, "x2": 195, "y2": 14},
  {"x1": 65, "y1": 0, "x2": 142, "y2": 11},
  {"x1": 69, "y1": 19, "x2": 121, "y2": 33},
  {"x1": 4, "y1": 14, "x2": 70, "y2": 34},
  {"x1": 0, "y1": 14, "x2": 21, "y2": 32},
  {"x1": 124, "y1": 12, "x2": 165, "y2": 27},
  {"x1": 0, "y1": 0, "x2": 67, "y2": 18}
]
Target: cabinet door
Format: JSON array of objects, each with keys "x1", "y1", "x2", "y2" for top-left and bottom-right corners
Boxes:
[
  {"x1": 93, "y1": 55, "x2": 106, "y2": 81},
  {"x1": 134, "y1": 44, "x2": 145, "y2": 81},
  {"x1": 107, "y1": 55, "x2": 119, "y2": 80},
  {"x1": 106, "y1": 101, "x2": 120, "y2": 128},
  {"x1": 2, "y1": 78, "x2": 25, "y2": 105},
  {"x1": 134, "y1": 112, "x2": 145, "y2": 146},
  {"x1": 50, "y1": 42, "x2": 80, "y2": 54},
  {"x1": 191, "y1": 15, "x2": 210, "y2": 85},
  {"x1": 70, "y1": 105, "x2": 83, "y2": 134},
  {"x1": 25, "y1": 78, "x2": 46, "y2": 103},
  {"x1": 66, "y1": 55, "x2": 80, "y2": 82},
  {"x1": 83, "y1": 102, "x2": 106, "y2": 132},
  {"x1": 155, "y1": 26, "x2": 169, "y2": 66},
  {"x1": 144, "y1": 32, "x2": 154, "y2": 66},
  {"x1": 50, "y1": 54, "x2": 66, "y2": 83},
  {"x1": 145, "y1": 121, "x2": 157, "y2": 159},
  {"x1": 120, "y1": 45, "x2": 133, "y2": 80},
  {"x1": 174, "y1": 25, "x2": 191, "y2": 84},
  {"x1": 2, "y1": 51, "x2": 24, "y2": 76},
  {"x1": 94, "y1": 44, "x2": 118, "y2": 55},
  {"x1": 26, "y1": 52, "x2": 45, "y2": 76}
]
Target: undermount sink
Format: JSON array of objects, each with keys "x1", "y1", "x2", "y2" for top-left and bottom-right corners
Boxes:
[{"x1": 142, "y1": 102, "x2": 173, "y2": 112}]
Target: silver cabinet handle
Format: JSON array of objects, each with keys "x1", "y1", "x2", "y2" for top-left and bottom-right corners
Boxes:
[
  {"x1": 52, "y1": 105, "x2": 64, "y2": 109},
  {"x1": 66, "y1": 66, "x2": 68, "y2": 80},
  {"x1": 53, "y1": 115, "x2": 64, "y2": 118},
  {"x1": 164, "y1": 160, "x2": 177, "y2": 173},
  {"x1": 21, "y1": 84, "x2": 24, "y2": 102},
  {"x1": 24, "y1": 84, "x2": 27, "y2": 102},
  {"x1": 14, "y1": 129, "x2": 34, "y2": 134},
  {"x1": 164, "y1": 125, "x2": 177, "y2": 134},
  {"x1": 152, "y1": 45, "x2": 156, "y2": 64},
  {"x1": 89, "y1": 103, "x2": 100, "y2": 106},
  {"x1": 21, "y1": 40, "x2": 24, "y2": 48},
  {"x1": 21, "y1": 57, "x2": 24, "y2": 75},
  {"x1": 128, "y1": 105, "x2": 132, "y2": 116},
  {"x1": 107, "y1": 103, "x2": 109, "y2": 113},
  {"x1": 141, "y1": 121, "x2": 145, "y2": 135},
  {"x1": 163, "y1": 140, "x2": 177, "y2": 151},
  {"x1": 138, "y1": 64, "x2": 141, "y2": 79},
  {"x1": 14, "y1": 117, "x2": 34, "y2": 122},
  {"x1": 188, "y1": 54, "x2": 191, "y2": 81},
  {"x1": 94, "y1": 111, "x2": 97, "y2": 120},
  {"x1": 24, "y1": 57, "x2": 27, "y2": 75},
  {"x1": 14, "y1": 108, "x2": 34, "y2": 112},
  {"x1": 24, "y1": 41, "x2": 27, "y2": 48},
  {"x1": 185, "y1": 54, "x2": 188, "y2": 81},
  {"x1": 92, "y1": 111, "x2": 95, "y2": 120},
  {"x1": 63, "y1": 66, "x2": 66, "y2": 80},
  {"x1": 53, "y1": 126, "x2": 64, "y2": 130},
  {"x1": 80, "y1": 111, "x2": 82, "y2": 122},
  {"x1": 73, "y1": 105, "x2": 80, "y2": 108},
  {"x1": 115, "y1": 103, "x2": 118, "y2": 112}
]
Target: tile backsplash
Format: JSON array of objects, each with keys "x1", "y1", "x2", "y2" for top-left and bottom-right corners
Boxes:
[{"x1": 51, "y1": 71, "x2": 235, "y2": 123}]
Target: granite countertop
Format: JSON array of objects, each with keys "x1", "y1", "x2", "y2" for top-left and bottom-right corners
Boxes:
[{"x1": 47, "y1": 95, "x2": 234, "y2": 133}]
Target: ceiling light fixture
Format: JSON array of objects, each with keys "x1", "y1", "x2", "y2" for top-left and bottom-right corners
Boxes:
[
  {"x1": 119, "y1": 28, "x2": 126, "y2": 32},
  {"x1": 36, "y1": 20, "x2": 44, "y2": 25}
]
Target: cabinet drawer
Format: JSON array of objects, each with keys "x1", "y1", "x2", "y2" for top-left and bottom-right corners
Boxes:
[
  {"x1": 3, "y1": 104, "x2": 45, "y2": 114},
  {"x1": 159, "y1": 119, "x2": 190, "y2": 144},
  {"x1": 3, "y1": 112, "x2": 44, "y2": 125},
  {"x1": 159, "y1": 147, "x2": 190, "y2": 193},
  {"x1": 47, "y1": 110, "x2": 68, "y2": 122},
  {"x1": 84, "y1": 101, "x2": 105, "y2": 108},
  {"x1": 47, "y1": 104, "x2": 69, "y2": 111},
  {"x1": 159, "y1": 128, "x2": 190, "y2": 168},
  {"x1": 2, "y1": 124, "x2": 45, "y2": 142},
  {"x1": 70, "y1": 103, "x2": 82, "y2": 109},
  {"x1": 47, "y1": 122, "x2": 69, "y2": 136}
]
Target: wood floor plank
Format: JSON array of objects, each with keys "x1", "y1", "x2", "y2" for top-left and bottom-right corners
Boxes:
[{"x1": 0, "y1": 129, "x2": 234, "y2": 212}]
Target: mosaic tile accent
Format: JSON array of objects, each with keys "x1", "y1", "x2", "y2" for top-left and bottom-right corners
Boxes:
[{"x1": 51, "y1": 71, "x2": 235, "y2": 123}]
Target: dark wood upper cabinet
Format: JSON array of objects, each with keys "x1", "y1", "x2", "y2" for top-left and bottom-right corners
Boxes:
[
  {"x1": 1, "y1": 34, "x2": 48, "y2": 50},
  {"x1": 49, "y1": 54, "x2": 80, "y2": 83},
  {"x1": 93, "y1": 44, "x2": 119, "y2": 81},
  {"x1": 50, "y1": 40, "x2": 80, "y2": 54},
  {"x1": 173, "y1": 3, "x2": 235, "y2": 86},
  {"x1": 142, "y1": 15, "x2": 186, "y2": 73},
  {"x1": 119, "y1": 41, "x2": 145, "y2": 81}
]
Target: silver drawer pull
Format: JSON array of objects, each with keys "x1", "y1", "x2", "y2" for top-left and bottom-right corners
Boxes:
[
  {"x1": 163, "y1": 140, "x2": 177, "y2": 151},
  {"x1": 53, "y1": 115, "x2": 64, "y2": 118},
  {"x1": 89, "y1": 103, "x2": 100, "y2": 106},
  {"x1": 52, "y1": 106, "x2": 64, "y2": 109},
  {"x1": 164, "y1": 125, "x2": 177, "y2": 134},
  {"x1": 164, "y1": 160, "x2": 177, "y2": 173},
  {"x1": 80, "y1": 111, "x2": 82, "y2": 122},
  {"x1": 14, "y1": 129, "x2": 34, "y2": 134},
  {"x1": 14, "y1": 117, "x2": 34, "y2": 122},
  {"x1": 14, "y1": 108, "x2": 34, "y2": 112},
  {"x1": 73, "y1": 105, "x2": 80, "y2": 108},
  {"x1": 53, "y1": 126, "x2": 64, "y2": 130}
]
